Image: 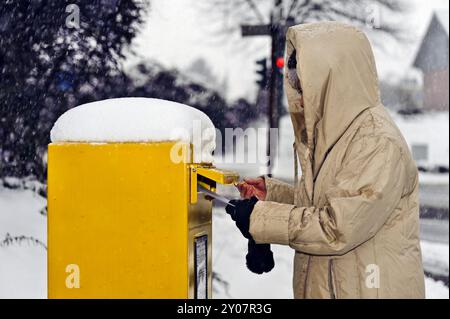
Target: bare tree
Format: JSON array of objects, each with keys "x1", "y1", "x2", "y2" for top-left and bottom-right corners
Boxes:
[{"x1": 196, "y1": 0, "x2": 409, "y2": 40}]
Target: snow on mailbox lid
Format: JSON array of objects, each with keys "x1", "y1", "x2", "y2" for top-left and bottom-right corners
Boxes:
[{"x1": 50, "y1": 97, "x2": 216, "y2": 163}]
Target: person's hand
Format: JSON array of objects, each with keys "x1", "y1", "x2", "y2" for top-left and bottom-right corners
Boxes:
[
  {"x1": 236, "y1": 177, "x2": 267, "y2": 200},
  {"x1": 225, "y1": 197, "x2": 258, "y2": 239},
  {"x1": 225, "y1": 197, "x2": 275, "y2": 274}
]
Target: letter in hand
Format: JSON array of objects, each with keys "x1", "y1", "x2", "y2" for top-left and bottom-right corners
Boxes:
[{"x1": 236, "y1": 177, "x2": 267, "y2": 200}]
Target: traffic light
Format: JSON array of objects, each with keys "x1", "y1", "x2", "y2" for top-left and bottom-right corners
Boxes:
[
  {"x1": 255, "y1": 58, "x2": 268, "y2": 90},
  {"x1": 275, "y1": 57, "x2": 284, "y2": 69}
]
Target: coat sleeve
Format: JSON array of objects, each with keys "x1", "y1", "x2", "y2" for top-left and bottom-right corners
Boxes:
[
  {"x1": 249, "y1": 136, "x2": 408, "y2": 255},
  {"x1": 264, "y1": 177, "x2": 295, "y2": 204}
]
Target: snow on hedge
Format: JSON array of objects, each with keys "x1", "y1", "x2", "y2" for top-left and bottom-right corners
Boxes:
[{"x1": 50, "y1": 98, "x2": 216, "y2": 163}]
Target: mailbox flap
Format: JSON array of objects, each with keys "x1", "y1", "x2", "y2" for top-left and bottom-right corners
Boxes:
[
  {"x1": 195, "y1": 167, "x2": 239, "y2": 185},
  {"x1": 190, "y1": 165, "x2": 239, "y2": 204}
]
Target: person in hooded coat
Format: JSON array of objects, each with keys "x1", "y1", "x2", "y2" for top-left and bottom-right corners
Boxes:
[{"x1": 226, "y1": 22, "x2": 425, "y2": 299}]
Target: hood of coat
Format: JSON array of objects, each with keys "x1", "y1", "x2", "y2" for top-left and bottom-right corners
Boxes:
[{"x1": 284, "y1": 22, "x2": 381, "y2": 178}]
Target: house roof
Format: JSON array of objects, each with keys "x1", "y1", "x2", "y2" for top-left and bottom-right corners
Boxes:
[
  {"x1": 435, "y1": 10, "x2": 449, "y2": 36},
  {"x1": 413, "y1": 10, "x2": 449, "y2": 72},
  {"x1": 435, "y1": 10, "x2": 449, "y2": 35}
]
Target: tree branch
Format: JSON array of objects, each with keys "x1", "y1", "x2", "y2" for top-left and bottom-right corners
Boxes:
[
  {"x1": 286, "y1": 0, "x2": 299, "y2": 18},
  {"x1": 244, "y1": 0, "x2": 266, "y2": 23}
]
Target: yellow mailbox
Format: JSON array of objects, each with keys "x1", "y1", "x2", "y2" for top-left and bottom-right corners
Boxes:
[{"x1": 48, "y1": 140, "x2": 238, "y2": 299}]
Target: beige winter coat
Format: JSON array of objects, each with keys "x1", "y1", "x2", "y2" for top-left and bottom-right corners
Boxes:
[{"x1": 249, "y1": 22, "x2": 425, "y2": 299}]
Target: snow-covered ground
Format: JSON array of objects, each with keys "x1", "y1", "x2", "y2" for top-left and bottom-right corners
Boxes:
[
  {"x1": 0, "y1": 184, "x2": 448, "y2": 299},
  {"x1": 0, "y1": 245, "x2": 46, "y2": 299},
  {"x1": 0, "y1": 186, "x2": 47, "y2": 299},
  {"x1": 421, "y1": 241, "x2": 449, "y2": 277}
]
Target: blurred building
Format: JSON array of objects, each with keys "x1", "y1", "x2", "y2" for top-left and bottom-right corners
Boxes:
[
  {"x1": 413, "y1": 10, "x2": 449, "y2": 112},
  {"x1": 380, "y1": 70, "x2": 423, "y2": 114}
]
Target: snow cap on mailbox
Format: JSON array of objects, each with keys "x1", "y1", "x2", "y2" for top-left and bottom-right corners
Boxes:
[{"x1": 50, "y1": 97, "x2": 216, "y2": 163}]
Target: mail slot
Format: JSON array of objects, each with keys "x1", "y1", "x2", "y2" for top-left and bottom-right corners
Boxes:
[{"x1": 47, "y1": 141, "x2": 238, "y2": 299}]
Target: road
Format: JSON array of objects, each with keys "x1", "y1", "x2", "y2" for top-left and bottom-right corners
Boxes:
[
  {"x1": 420, "y1": 184, "x2": 449, "y2": 210},
  {"x1": 421, "y1": 219, "x2": 449, "y2": 244}
]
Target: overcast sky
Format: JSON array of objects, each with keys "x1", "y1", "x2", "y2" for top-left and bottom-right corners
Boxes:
[{"x1": 125, "y1": 0, "x2": 449, "y2": 101}]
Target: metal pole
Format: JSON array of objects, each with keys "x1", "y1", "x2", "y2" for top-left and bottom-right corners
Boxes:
[
  {"x1": 266, "y1": 0, "x2": 284, "y2": 176},
  {"x1": 266, "y1": 16, "x2": 277, "y2": 177}
]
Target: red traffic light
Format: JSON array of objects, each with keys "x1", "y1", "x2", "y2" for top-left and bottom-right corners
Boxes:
[{"x1": 276, "y1": 57, "x2": 284, "y2": 68}]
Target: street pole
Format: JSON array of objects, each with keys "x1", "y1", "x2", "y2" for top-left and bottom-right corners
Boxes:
[
  {"x1": 241, "y1": 0, "x2": 294, "y2": 176},
  {"x1": 267, "y1": 15, "x2": 278, "y2": 176},
  {"x1": 267, "y1": 0, "x2": 284, "y2": 176}
]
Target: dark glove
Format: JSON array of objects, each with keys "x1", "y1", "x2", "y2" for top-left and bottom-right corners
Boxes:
[
  {"x1": 225, "y1": 196, "x2": 258, "y2": 239},
  {"x1": 225, "y1": 197, "x2": 275, "y2": 274},
  {"x1": 246, "y1": 239, "x2": 275, "y2": 274}
]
